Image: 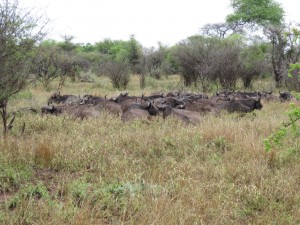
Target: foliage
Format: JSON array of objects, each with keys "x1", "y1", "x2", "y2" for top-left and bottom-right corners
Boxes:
[
  {"x1": 0, "y1": 162, "x2": 33, "y2": 193},
  {"x1": 31, "y1": 45, "x2": 63, "y2": 89},
  {"x1": 143, "y1": 45, "x2": 165, "y2": 79},
  {"x1": 201, "y1": 22, "x2": 244, "y2": 38},
  {"x1": 264, "y1": 103, "x2": 300, "y2": 167},
  {"x1": 8, "y1": 182, "x2": 51, "y2": 209},
  {"x1": 263, "y1": 25, "x2": 290, "y2": 87},
  {"x1": 172, "y1": 35, "x2": 218, "y2": 87},
  {"x1": 172, "y1": 34, "x2": 268, "y2": 89},
  {"x1": 0, "y1": 0, "x2": 46, "y2": 135},
  {"x1": 287, "y1": 62, "x2": 300, "y2": 91},
  {"x1": 227, "y1": 0, "x2": 284, "y2": 27},
  {"x1": 240, "y1": 42, "x2": 270, "y2": 88},
  {"x1": 102, "y1": 59, "x2": 131, "y2": 89}
]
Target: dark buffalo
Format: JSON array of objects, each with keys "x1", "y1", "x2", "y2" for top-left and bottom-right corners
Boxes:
[
  {"x1": 120, "y1": 98, "x2": 142, "y2": 113},
  {"x1": 234, "y1": 97, "x2": 263, "y2": 111},
  {"x1": 182, "y1": 101, "x2": 215, "y2": 115},
  {"x1": 215, "y1": 89, "x2": 234, "y2": 97},
  {"x1": 110, "y1": 92, "x2": 139, "y2": 104},
  {"x1": 279, "y1": 91, "x2": 293, "y2": 102},
  {"x1": 97, "y1": 101, "x2": 122, "y2": 115},
  {"x1": 127, "y1": 101, "x2": 160, "y2": 116},
  {"x1": 41, "y1": 105, "x2": 57, "y2": 115},
  {"x1": 141, "y1": 93, "x2": 165, "y2": 101},
  {"x1": 162, "y1": 97, "x2": 185, "y2": 108},
  {"x1": 214, "y1": 100, "x2": 251, "y2": 114},
  {"x1": 158, "y1": 104, "x2": 201, "y2": 125},
  {"x1": 165, "y1": 92, "x2": 179, "y2": 97},
  {"x1": 121, "y1": 108, "x2": 150, "y2": 122},
  {"x1": 48, "y1": 92, "x2": 80, "y2": 105},
  {"x1": 42, "y1": 105, "x2": 100, "y2": 119},
  {"x1": 81, "y1": 95, "x2": 106, "y2": 105}
]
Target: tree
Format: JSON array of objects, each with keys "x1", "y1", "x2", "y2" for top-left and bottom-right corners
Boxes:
[
  {"x1": 58, "y1": 35, "x2": 78, "y2": 52},
  {"x1": 263, "y1": 24, "x2": 300, "y2": 87},
  {"x1": 264, "y1": 25, "x2": 288, "y2": 87},
  {"x1": 144, "y1": 45, "x2": 166, "y2": 80},
  {"x1": 239, "y1": 42, "x2": 270, "y2": 88},
  {"x1": 127, "y1": 35, "x2": 142, "y2": 74},
  {"x1": 226, "y1": 0, "x2": 287, "y2": 86},
  {"x1": 0, "y1": 0, "x2": 46, "y2": 136},
  {"x1": 102, "y1": 59, "x2": 130, "y2": 89},
  {"x1": 32, "y1": 45, "x2": 62, "y2": 89},
  {"x1": 201, "y1": 22, "x2": 244, "y2": 38},
  {"x1": 173, "y1": 36, "x2": 214, "y2": 87},
  {"x1": 226, "y1": 0, "x2": 284, "y2": 27}
]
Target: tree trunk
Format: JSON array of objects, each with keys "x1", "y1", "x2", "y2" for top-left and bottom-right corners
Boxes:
[{"x1": 0, "y1": 100, "x2": 8, "y2": 137}]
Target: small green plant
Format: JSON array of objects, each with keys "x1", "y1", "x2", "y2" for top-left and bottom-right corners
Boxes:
[
  {"x1": 7, "y1": 182, "x2": 51, "y2": 209},
  {"x1": 264, "y1": 103, "x2": 300, "y2": 152},
  {"x1": 0, "y1": 163, "x2": 33, "y2": 193},
  {"x1": 69, "y1": 180, "x2": 91, "y2": 207},
  {"x1": 264, "y1": 103, "x2": 300, "y2": 169}
]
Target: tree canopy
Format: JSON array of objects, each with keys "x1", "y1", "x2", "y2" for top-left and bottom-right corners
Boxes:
[{"x1": 226, "y1": 0, "x2": 285, "y2": 27}]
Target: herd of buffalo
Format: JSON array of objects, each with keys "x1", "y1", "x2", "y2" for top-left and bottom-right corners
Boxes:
[{"x1": 41, "y1": 90, "x2": 294, "y2": 125}]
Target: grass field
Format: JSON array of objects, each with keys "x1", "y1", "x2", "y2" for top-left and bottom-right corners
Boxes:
[{"x1": 0, "y1": 75, "x2": 299, "y2": 224}]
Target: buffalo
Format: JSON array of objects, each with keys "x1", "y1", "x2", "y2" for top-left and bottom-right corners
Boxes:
[
  {"x1": 214, "y1": 100, "x2": 251, "y2": 114},
  {"x1": 157, "y1": 104, "x2": 201, "y2": 125},
  {"x1": 121, "y1": 108, "x2": 150, "y2": 122},
  {"x1": 279, "y1": 91, "x2": 293, "y2": 102},
  {"x1": 42, "y1": 105, "x2": 100, "y2": 119},
  {"x1": 97, "y1": 101, "x2": 122, "y2": 115},
  {"x1": 48, "y1": 92, "x2": 80, "y2": 105},
  {"x1": 81, "y1": 95, "x2": 106, "y2": 105}
]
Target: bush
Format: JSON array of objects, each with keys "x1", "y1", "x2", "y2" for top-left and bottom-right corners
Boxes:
[{"x1": 103, "y1": 60, "x2": 131, "y2": 89}]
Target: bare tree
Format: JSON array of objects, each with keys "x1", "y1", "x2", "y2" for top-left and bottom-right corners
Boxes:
[
  {"x1": 0, "y1": 0, "x2": 47, "y2": 136},
  {"x1": 32, "y1": 45, "x2": 62, "y2": 89},
  {"x1": 201, "y1": 22, "x2": 244, "y2": 38},
  {"x1": 264, "y1": 25, "x2": 288, "y2": 87}
]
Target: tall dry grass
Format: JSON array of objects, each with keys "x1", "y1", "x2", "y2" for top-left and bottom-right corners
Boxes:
[{"x1": 0, "y1": 75, "x2": 299, "y2": 224}]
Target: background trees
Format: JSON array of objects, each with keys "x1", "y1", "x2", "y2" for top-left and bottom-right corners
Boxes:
[
  {"x1": 226, "y1": 0, "x2": 295, "y2": 88},
  {"x1": 2, "y1": 0, "x2": 299, "y2": 115},
  {"x1": 172, "y1": 34, "x2": 269, "y2": 90}
]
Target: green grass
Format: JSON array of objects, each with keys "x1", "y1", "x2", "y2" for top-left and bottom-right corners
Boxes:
[{"x1": 0, "y1": 75, "x2": 299, "y2": 224}]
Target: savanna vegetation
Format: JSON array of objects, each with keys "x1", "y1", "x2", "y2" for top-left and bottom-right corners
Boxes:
[{"x1": 1, "y1": 0, "x2": 300, "y2": 224}]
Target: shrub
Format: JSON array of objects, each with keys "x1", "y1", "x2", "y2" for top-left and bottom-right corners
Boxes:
[{"x1": 102, "y1": 60, "x2": 130, "y2": 89}]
